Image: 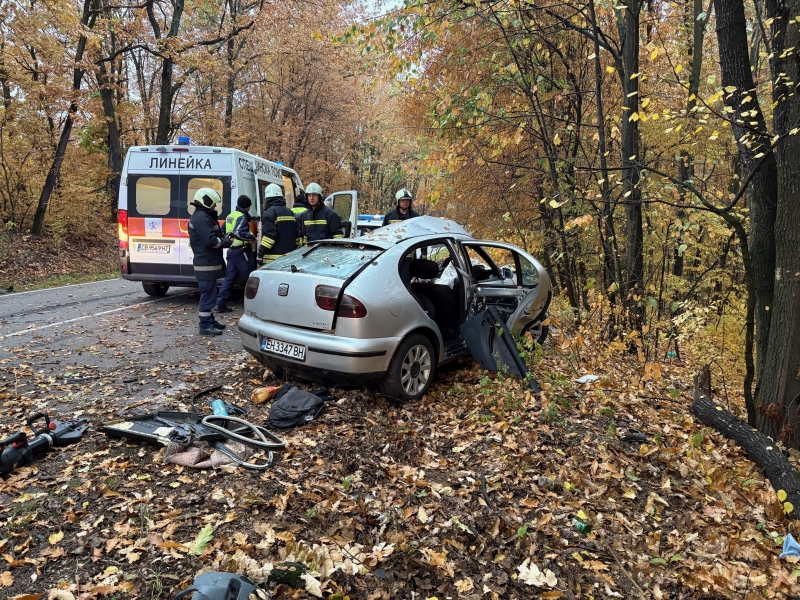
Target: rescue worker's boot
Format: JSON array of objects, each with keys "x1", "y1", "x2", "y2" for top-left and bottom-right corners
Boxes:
[
  {"x1": 215, "y1": 304, "x2": 233, "y2": 313},
  {"x1": 198, "y1": 326, "x2": 223, "y2": 336},
  {"x1": 212, "y1": 317, "x2": 227, "y2": 330}
]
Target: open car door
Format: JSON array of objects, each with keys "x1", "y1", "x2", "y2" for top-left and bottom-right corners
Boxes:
[
  {"x1": 458, "y1": 241, "x2": 551, "y2": 339},
  {"x1": 325, "y1": 191, "x2": 358, "y2": 238}
]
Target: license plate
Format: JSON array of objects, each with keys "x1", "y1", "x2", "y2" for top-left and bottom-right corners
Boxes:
[
  {"x1": 261, "y1": 337, "x2": 306, "y2": 361},
  {"x1": 137, "y1": 243, "x2": 171, "y2": 254}
]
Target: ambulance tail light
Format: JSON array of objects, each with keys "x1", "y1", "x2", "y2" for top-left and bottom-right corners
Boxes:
[
  {"x1": 245, "y1": 277, "x2": 260, "y2": 300},
  {"x1": 118, "y1": 209, "x2": 128, "y2": 249}
]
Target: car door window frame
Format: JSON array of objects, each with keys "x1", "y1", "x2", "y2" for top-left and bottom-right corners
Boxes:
[{"x1": 460, "y1": 242, "x2": 521, "y2": 285}]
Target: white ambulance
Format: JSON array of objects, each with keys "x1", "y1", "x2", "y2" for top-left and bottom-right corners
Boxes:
[{"x1": 117, "y1": 142, "x2": 358, "y2": 296}]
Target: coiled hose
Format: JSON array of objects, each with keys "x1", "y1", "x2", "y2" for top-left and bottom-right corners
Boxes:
[{"x1": 201, "y1": 415, "x2": 286, "y2": 470}]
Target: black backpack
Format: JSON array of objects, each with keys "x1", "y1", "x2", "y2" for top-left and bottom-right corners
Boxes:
[{"x1": 266, "y1": 387, "x2": 333, "y2": 429}]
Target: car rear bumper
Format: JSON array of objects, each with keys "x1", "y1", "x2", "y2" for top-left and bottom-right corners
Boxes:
[{"x1": 238, "y1": 313, "x2": 400, "y2": 379}]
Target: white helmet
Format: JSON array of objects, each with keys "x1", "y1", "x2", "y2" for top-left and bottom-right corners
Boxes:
[
  {"x1": 264, "y1": 183, "x2": 283, "y2": 198},
  {"x1": 306, "y1": 182, "x2": 323, "y2": 196},
  {"x1": 193, "y1": 187, "x2": 221, "y2": 209},
  {"x1": 395, "y1": 188, "x2": 413, "y2": 201}
]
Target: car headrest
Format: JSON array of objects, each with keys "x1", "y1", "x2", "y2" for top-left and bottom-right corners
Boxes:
[{"x1": 409, "y1": 259, "x2": 439, "y2": 279}]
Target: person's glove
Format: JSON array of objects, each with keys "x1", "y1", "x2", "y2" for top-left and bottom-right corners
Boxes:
[{"x1": 220, "y1": 236, "x2": 233, "y2": 248}]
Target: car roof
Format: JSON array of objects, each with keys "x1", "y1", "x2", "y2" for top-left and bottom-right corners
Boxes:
[{"x1": 359, "y1": 216, "x2": 471, "y2": 245}]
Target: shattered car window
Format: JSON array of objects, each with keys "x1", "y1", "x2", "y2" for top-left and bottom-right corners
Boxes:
[
  {"x1": 264, "y1": 244, "x2": 381, "y2": 280},
  {"x1": 519, "y1": 255, "x2": 540, "y2": 286}
]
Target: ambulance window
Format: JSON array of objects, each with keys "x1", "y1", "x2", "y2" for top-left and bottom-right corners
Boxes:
[
  {"x1": 282, "y1": 174, "x2": 295, "y2": 205},
  {"x1": 135, "y1": 178, "x2": 171, "y2": 215},
  {"x1": 187, "y1": 178, "x2": 224, "y2": 216}
]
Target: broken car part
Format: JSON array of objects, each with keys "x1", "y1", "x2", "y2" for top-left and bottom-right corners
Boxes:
[
  {"x1": 459, "y1": 306, "x2": 540, "y2": 393},
  {"x1": 100, "y1": 411, "x2": 285, "y2": 470}
]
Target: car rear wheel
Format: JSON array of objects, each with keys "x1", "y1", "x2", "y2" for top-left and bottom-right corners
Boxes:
[
  {"x1": 379, "y1": 333, "x2": 435, "y2": 404},
  {"x1": 522, "y1": 320, "x2": 549, "y2": 344},
  {"x1": 142, "y1": 282, "x2": 169, "y2": 297}
]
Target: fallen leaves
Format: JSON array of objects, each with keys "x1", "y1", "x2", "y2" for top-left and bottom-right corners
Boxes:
[
  {"x1": 517, "y1": 558, "x2": 558, "y2": 587},
  {"x1": 189, "y1": 524, "x2": 214, "y2": 556},
  {"x1": 47, "y1": 532, "x2": 63, "y2": 546}
]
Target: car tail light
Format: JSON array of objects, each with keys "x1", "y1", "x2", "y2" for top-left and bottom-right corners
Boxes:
[
  {"x1": 118, "y1": 209, "x2": 128, "y2": 249},
  {"x1": 339, "y1": 294, "x2": 367, "y2": 318},
  {"x1": 315, "y1": 285, "x2": 338, "y2": 311},
  {"x1": 245, "y1": 277, "x2": 260, "y2": 299},
  {"x1": 315, "y1": 284, "x2": 367, "y2": 318}
]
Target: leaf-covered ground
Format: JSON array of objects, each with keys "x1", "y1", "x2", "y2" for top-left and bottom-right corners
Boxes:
[
  {"x1": 0, "y1": 306, "x2": 797, "y2": 599},
  {"x1": 0, "y1": 227, "x2": 118, "y2": 292}
]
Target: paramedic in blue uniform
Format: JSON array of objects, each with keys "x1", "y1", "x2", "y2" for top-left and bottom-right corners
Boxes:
[
  {"x1": 382, "y1": 188, "x2": 420, "y2": 226},
  {"x1": 188, "y1": 188, "x2": 231, "y2": 336},
  {"x1": 215, "y1": 194, "x2": 256, "y2": 313},
  {"x1": 298, "y1": 182, "x2": 344, "y2": 243}
]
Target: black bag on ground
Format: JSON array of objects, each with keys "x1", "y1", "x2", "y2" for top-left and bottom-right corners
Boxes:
[{"x1": 266, "y1": 386, "x2": 333, "y2": 429}]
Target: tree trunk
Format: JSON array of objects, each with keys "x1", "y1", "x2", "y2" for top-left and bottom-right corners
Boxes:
[
  {"x1": 755, "y1": 0, "x2": 800, "y2": 445},
  {"x1": 587, "y1": 0, "x2": 618, "y2": 305},
  {"x1": 31, "y1": 0, "x2": 97, "y2": 235},
  {"x1": 618, "y1": 0, "x2": 644, "y2": 330},
  {"x1": 155, "y1": 58, "x2": 175, "y2": 145},
  {"x1": 224, "y1": 37, "x2": 235, "y2": 140},
  {"x1": 98, "y1": 60, "x2": 123, "y2": 215},
  {"x1": 691, "y1": 366, "x2": 800, "y2": 518},
  {"x1": 149, "y1": 0, "x2": 185, "y2": 146},
  {"x1": 713, "y1": 0, "x2": 778, "y2": 388}
]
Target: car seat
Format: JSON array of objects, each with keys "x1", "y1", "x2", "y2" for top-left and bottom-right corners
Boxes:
[{"x1": 409, "y1": 259, "x2": 460, "y2": 339}]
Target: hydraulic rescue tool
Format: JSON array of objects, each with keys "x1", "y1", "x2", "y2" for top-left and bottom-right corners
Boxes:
[{"x1": 0, "y1": 412, "x2": 90, "y2": 476}]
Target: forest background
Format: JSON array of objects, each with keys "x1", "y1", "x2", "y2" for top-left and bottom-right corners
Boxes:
[{"x1": 1, "y1": 0, "x2": 800, "y2": 450}]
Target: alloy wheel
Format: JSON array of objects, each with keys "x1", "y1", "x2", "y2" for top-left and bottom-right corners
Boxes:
[{"x1": 400, "y1": 344, "x2": 432, "y2": 395}]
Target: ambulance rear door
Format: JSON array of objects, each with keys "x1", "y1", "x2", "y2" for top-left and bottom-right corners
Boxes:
[
  {"x1": 125, "y1": 150, "x2": 182, "y2": 279},
  {"x1": 178, "y1": 150, "x2": 233, "y2": 277}
]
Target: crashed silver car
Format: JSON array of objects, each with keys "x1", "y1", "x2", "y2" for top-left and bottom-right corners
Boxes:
[{"x1": 238, "y1": 217, "x2": 552, "y2": 402}]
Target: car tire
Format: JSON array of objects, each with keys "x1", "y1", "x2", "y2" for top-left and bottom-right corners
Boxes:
[
  {"x1": 379, "y1": 333, "x2": 435, "y2": 404},
  {"x1": 523, "y1": 321, "x2": 549, "y2": 344},
  {"x1": 142, "y1": 282, "x2": 169, "y2": 297}
]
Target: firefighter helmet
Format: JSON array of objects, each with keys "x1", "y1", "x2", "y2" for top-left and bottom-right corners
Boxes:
[
  {"x1": 193, "y1": 187, "x2": 221, "y2": 209},
  {"x1": 395, "y1": 188, "x2": 413, "y2": 201},
  {"x1": 264, "y1": 183, "x2": 283, "y2": 199},
  {"x1": 306, "y1": 182, "x2": 323, "y2": 196}
]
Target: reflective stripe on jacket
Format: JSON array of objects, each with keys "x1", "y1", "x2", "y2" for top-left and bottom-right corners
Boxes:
[
  {"x1": 299, "y1": 205, "x2": 344, "y2": 244},
  {"x1": 259, "y1": 198, "x2": 300, "y2": 263},
  {"x1": 225, "y1": 208, "x2": 254, "y2": 249},
  {"x1": 188, "y1": 205, "x2": 225, "y2": 281}
]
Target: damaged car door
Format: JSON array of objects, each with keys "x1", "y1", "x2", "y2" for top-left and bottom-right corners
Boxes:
[{"x1": 459, "y1": 241, "x2": 551, "y2": 340}]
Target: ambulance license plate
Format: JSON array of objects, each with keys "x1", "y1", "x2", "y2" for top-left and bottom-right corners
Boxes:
[
  {"x1": 261, "y1": 337, "x2": 306, "y2": 361},
  {"x1": 137, "y1": 243, "x2": 171, "y2": 254}
]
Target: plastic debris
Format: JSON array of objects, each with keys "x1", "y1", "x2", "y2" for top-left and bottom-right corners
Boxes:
[
  {"x1": 621, "y1": 429, "x2": 648, "y2": 443},
  {"x1": 780, "y1": 533, "x2": 800, "y2": 558},
  {"x1": 575, "y1": 374, "x2": 599, "y2": 384}
]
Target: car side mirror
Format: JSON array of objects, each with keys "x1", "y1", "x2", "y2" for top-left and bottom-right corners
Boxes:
[{"x1": 501, "y1": 266, "x2": 514, "y2": 281}]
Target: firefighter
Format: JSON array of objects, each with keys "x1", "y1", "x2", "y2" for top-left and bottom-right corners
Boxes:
[
  {"x1": 298, "y1": 182, "x2": 344, "y2": 244},
  {"x1": 382, "y1": 188, "x2": 420, "y2": 226},
  {"x1": 258, "y1": 183, "x2": 302, "y2": 265},
  {"x1": 188, "y1": 187, "x2": 232, "y2": 335},
  {"x1": 291, "y1": 189, "x2": 311, "y2": 217},
  {"x1": 215, "y1": 194, "x2": 256, "y2": 313}
]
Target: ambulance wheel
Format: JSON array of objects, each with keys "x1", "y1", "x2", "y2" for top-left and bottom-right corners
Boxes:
[{"x1": 142, "y1": 282, "x2": 169, "y2": 297}]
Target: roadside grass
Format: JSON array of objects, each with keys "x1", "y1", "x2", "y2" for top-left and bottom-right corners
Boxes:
[{"x1": 17, "y1": 269, "x2": 119, "y2": 292}]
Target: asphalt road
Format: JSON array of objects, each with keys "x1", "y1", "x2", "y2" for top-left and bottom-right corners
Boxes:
[{"x1": 0, "y1": 278, "x2": 249, "y2": 415}]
